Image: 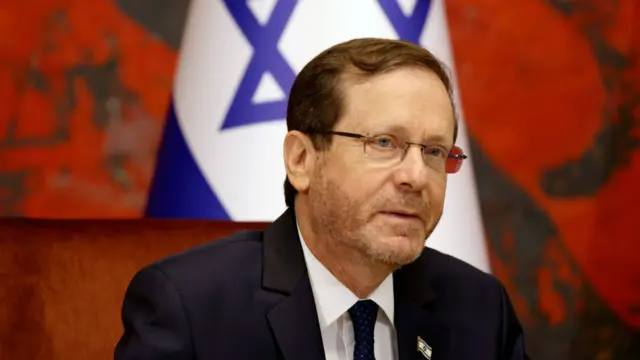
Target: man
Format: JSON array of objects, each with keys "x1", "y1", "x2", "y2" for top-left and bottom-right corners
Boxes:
[{"x1": 115, "y1": 38, "x2": 530, "y2": 360}]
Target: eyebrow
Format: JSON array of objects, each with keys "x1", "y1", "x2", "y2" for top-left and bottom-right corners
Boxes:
[
  {"x1": 373, "y1": 125, "x2": 452, "y2": 145},
  {"x1": 422, "y1": 134, "x2": 452, "y2": 145}
]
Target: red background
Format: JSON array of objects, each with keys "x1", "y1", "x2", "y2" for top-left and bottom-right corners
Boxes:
[{"x1": 0, "y1": 0, "x2": 638, "y2": 358}]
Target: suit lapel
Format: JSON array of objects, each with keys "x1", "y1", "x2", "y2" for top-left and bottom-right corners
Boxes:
[
  {"x1": 394, "y1": 254, "x2": 451, "y2": 360},
  {"x1": 261, "y1": 208, "x2": 325, "y2": 360},
  {"x1": 395, "y1": 300, "x2": 451, "y2": 360},
  {"x1": 266, "y1": 279, "x2": 325, "y2": 360}
]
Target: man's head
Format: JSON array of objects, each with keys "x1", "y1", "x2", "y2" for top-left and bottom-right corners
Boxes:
[{"x1": 283, "y1": 38, "x2": 462, "y2": 267}]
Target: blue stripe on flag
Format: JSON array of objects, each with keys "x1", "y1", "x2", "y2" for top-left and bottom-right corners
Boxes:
[
  {"x1": 377, "y1": 0, "x2": 431, "y2": 43},
  {"x1": 145, "y1": 100, "x2": 230, "y2": 219}
]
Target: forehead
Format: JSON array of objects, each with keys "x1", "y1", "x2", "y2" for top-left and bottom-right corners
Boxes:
[{"x1": 337, "y1": 67, "x2": 455, "y2": 143}]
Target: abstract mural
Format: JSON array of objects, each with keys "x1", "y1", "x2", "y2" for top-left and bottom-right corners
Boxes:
[{"x1": 0, "y1": 0, "x2": 637, "y2": 358}]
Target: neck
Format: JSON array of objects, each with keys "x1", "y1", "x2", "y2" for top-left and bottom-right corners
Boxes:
[{"x1": 294, "y1": 203, "x2": 394, "y2": 298}]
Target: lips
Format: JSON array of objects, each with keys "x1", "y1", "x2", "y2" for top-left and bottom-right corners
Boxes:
[{"x1": 380, "y1": 210, "x2": 423, "y2": 222}]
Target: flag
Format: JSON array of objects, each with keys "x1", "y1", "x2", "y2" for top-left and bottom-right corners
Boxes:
[{"x1": 145, "y1": 0, "x2": 490, "y2": 272}]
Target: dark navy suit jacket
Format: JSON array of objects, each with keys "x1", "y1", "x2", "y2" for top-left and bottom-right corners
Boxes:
[{"x1": 115, "y1": 208, "x2": 530, "y2": 359}]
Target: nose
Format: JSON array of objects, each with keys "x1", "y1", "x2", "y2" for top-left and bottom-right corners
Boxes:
[{"x1": 392, "y1": 146, "x2": 429, "y2": 191}]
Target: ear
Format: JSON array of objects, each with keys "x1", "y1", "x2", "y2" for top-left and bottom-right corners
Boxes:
[{"x1": 283, "y1": 130, "x2": 317, "y2": 194}]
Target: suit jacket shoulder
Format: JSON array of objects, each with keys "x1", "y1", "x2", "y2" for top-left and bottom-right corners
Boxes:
[
  {"x1": 151, "y1": 229, "x2": 264, "y2": 282},
  {"x1": 420, "y1": 247, "x2": 502, "y2": 298},
  {"x1": 115, "y1": 229, "x2": 279, "y2": 360},
  {"x1": 147, "y1": 229, "x2": 268, "y2": 310}
]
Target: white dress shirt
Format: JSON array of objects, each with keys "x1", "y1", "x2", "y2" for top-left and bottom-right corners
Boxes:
[{"x1": 298, "y1": 228, "x2": 398, "y2": 360}]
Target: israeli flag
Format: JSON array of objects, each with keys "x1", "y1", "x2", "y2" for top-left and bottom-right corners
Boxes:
[{"x1": 146, "y1": 0, "x2": 490, "y2": 272}]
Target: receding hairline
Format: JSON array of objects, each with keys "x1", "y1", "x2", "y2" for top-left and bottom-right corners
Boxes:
[
  {"x1": 337, "y1": 61, "x2": 452, "y2": 90},
  {"x1": 332, "y1": 63, "x2": 459, "y2": 141}
]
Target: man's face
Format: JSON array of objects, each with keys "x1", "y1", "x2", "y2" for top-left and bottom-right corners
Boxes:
[{"x1": 308, "y1": 67, "x2": 455, "y2": 267}]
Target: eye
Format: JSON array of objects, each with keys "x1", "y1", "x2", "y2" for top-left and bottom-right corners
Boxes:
[
  {"x1": 371, "y1": 135, "x2": 398, "y2": 149},
  {"x1": 423, "y1": 146, "x2": 447, "y2": 158}
]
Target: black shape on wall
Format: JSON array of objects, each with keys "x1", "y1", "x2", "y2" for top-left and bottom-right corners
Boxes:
[{"x1": 115, "y1": 0, "x2": 191, "y2": 49}]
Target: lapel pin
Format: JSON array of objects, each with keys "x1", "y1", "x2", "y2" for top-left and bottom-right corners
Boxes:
[{"x1": 417, "y1": 336, "x2": 432, "y2": 359}]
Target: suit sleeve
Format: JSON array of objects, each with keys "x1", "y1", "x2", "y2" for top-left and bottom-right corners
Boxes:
[
  {"x1": 499, "y1": 286, "x2": 532, "y2": 360},
  {"x1": 114, "y1": 265, "x2": 194, "y2": 360}
]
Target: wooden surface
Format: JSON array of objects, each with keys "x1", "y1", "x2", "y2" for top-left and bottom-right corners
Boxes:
[{"x1": 0, "y1": 218, "x2": 268, "y2": 360}]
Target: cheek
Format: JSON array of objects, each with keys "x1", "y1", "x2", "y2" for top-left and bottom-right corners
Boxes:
[
  {"x1": 346, "y1": 170, "x2": 389, "y2": 201},
  {"x1": 325, "y1": 152, "x2": 400, "y2": 207},
  {"x1": 332, "y1": 156, "x2": 383, "y2": 193},
  {"x1": 426, "y1": 176, "x2": 447, "y2": 206}
]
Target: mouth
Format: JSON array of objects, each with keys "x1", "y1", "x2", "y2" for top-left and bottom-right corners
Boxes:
[{"x1": 379, "y1": 210, "x2": 423, "y2": 222}]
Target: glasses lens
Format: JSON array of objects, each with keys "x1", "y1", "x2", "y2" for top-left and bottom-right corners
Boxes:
[
  {"x1": 364, "y1": 136, "x2": 403, "y2": 164},
  {"x1": 446, "y1": 146, "x2": 464, "y2": 174}
]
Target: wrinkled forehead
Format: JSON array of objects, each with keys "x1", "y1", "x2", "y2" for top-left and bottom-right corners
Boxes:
[{"x1": 336, "y1": 67, "x2": 456, "y2": 144}]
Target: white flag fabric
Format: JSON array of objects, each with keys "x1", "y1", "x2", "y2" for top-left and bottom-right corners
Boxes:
[{"x1": 146, "y1": 0, "x2": 490, "y2": 272}]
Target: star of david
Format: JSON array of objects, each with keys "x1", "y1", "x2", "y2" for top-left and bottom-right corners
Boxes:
[
  {"x1": 220, "y1": 0, "x2": 432, "y2": 131},
  {"x1": 220, "y1": 0, "x2": 298, "y2": 130}
]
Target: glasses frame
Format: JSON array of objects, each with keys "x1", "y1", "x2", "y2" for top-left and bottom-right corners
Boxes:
[{"x1": 322, "y1": 130, "x2": 467, "y2": 174}]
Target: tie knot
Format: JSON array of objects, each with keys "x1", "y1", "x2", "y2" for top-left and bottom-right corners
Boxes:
[
  {"x1": 349, "y1": 299, "x2": 379, "y2": 321},
  {"x1": 348, "y1": 300, "x2": 378, "y2": 334}
]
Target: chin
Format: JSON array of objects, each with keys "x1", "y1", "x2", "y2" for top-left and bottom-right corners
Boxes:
[{"x1": 366, "y1": 235, "x2": 425, "y2": 266}]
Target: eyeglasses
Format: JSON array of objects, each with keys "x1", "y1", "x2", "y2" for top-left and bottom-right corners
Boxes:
[{"x1": 323, "y1": 131, "x2": 467, "y2": 174}]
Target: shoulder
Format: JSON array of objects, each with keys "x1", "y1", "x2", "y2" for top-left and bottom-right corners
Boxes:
[
  {"x1": 419, "y1": 247, "x2": 499, "y2": 289},
  {"x1": 116, "y1": 230, "x2": 268, "y2": 357},
  {"x1": 155, "y1": 229, "x2": 263, "y2": 269},
  {"x1": 413, "y1": 247, "x2": 507, "y2": 310},
  {"x1": 136, "y1": 229, "x2": 265, "y2": 297}
]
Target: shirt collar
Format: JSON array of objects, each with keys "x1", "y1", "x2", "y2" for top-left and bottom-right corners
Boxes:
[{"x1": 297, "y1": 224, "x2": 395, "y2": 329}]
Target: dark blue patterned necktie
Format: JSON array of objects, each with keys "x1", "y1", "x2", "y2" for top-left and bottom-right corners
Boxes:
[{"x1": 348, "y1": 300, "x2": 379, "y2": 360}]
